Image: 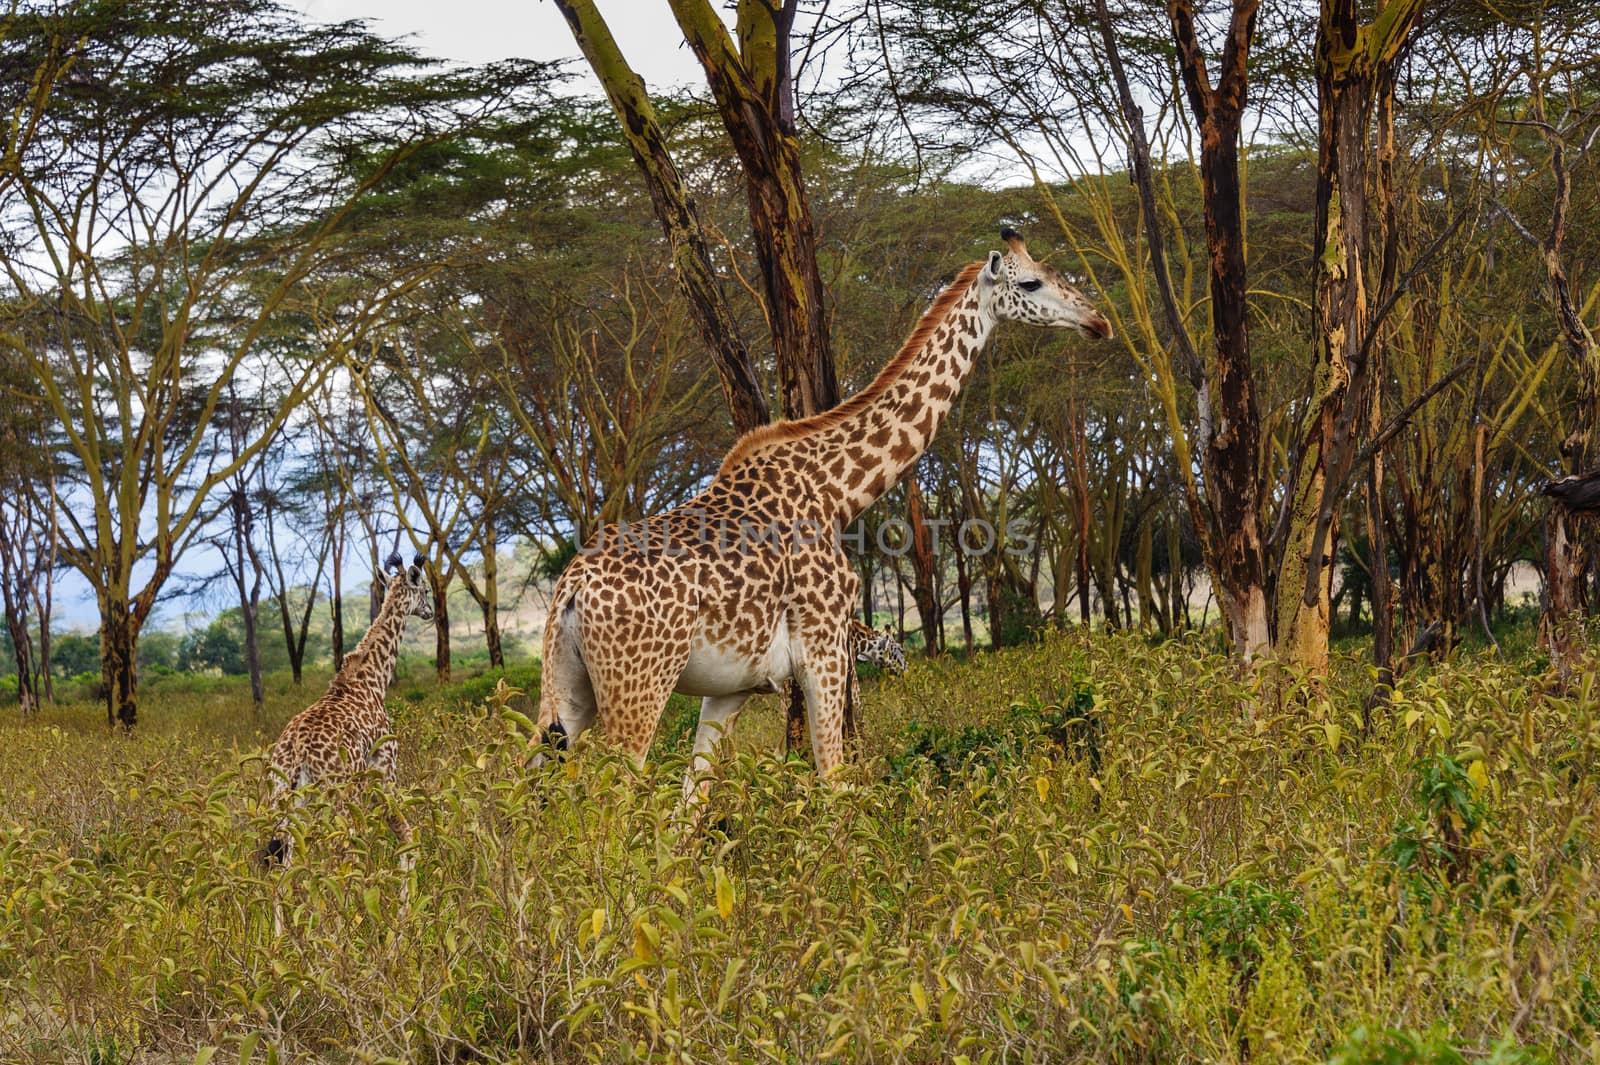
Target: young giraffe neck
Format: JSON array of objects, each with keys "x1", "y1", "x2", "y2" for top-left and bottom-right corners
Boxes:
[
  {"x1": 337, "y1": 585, "x2": 410, "y2": 696},
  {"x1": 720, "y1": 261, "x2": 993, "y2": 523}
]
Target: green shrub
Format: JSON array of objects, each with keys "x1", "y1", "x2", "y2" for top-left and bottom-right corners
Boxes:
[
  {"x1": 1, "y1": 629, "x2": 1595, "y2": 1062},
  {"x1": 1172, "y1": 878, "x2": 1304, "y2": 976},
  {"x1": 884, "y1": 679, "x2": 1099, "y2": 783},
  {"x1": 1324, "y1": 1025, "x2": 1548, "y2": 1065}
]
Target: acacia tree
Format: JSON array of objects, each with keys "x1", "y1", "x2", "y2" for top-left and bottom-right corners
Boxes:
[
  {"x1": 0, "y1": 360, "x2": 55, "y2": 717},
  {"x1": 258, "y1": 440, "x2": 328, "y2": 687},
  {"x1": 0, "y1": 0, "x2": 546, "y2": 727},
  {"x1": 552, "y1": 0, "x2": 772, "y2": 433},
  {"x1": 1091, "y1": 0, "x2": 1275, "y2": 659},
  {"x1": 213, "y1": 384, "x2": 268, "y2": 723},
  {"x1": 1468, "y1": 2, "x2": 1600, "y2": 681},
  {"x1": 1277, "y1": 0, "x2": 1425, "y2": 674},
  {"x1": 855, "y1": 0, "x2": 1311, "y2": 660}
]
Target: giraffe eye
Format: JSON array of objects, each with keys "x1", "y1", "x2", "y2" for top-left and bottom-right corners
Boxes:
[{"x1": 1019, "y1": 279, "x2": 1044, "y2": 292}]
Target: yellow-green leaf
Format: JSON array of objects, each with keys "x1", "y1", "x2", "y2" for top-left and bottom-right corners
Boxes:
[{"x1": 715, "y1": 866, "x2": 735, "y2": 920}]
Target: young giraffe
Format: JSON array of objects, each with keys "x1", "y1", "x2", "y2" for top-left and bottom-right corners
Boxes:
[
  {"x1": 842, "y1": 619, "x2": 907, "y2": 740},
  {"x1": 777, "y1": 618, "x2": 906, "y2": 758},
  {"x1": 260, "y1": 551, "x2": 434, "y2": 866},
  {"x1": 849, "y1": 619, "x2": 907, "y2": 679},
  {"x1": 533, "y1": 229, "x2": 1111, "y2": 799}
]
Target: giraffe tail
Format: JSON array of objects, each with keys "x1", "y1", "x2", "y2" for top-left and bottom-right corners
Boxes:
[
  {"x1": 528, "y1": 570, "x2": 582, "y2": 766},
  {"x1": 258, "y1": 756, "x2": 304, "y2": 867}
]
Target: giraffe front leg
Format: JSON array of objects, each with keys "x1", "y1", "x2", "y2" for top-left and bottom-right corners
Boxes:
[{"x1": 793, "y1": 629, "x2": 851, "y2": 780}]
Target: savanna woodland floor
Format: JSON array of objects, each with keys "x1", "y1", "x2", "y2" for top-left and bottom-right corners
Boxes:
[{"x1": 1, "y1": 629, "x2": 1596, "y2": 1063}]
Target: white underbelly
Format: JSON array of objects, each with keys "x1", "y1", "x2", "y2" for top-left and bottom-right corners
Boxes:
[{"x1": 674, "y1": 615, "x2": 794, "y2": 697}]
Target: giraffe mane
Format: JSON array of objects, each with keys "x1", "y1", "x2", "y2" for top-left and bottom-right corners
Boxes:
[{"x1": 717, "y1": 260, "x2": 986, "y2": 477}]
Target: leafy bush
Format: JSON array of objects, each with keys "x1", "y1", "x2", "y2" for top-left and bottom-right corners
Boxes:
[
  {"x1": 884, "y1": 679, "x2": 1099, "y2": 783},
  {"x1": 1324, "y1": 1025, "x2": 1548, "y2": 1065},
  {"x1": 1, "y1": 630, "x2": 1596, "y2": 1062},
  {"x1": 1386, "y1": 753, "x2": 1520, "y2": 928},
  {"x1": 1172, "y1": 878, "x2": 1304, "y2": 976}
]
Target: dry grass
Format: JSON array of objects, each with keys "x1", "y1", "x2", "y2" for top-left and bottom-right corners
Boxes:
[{"x1": 1, "y1": 631, "x2": 1595, "y2": 1063}]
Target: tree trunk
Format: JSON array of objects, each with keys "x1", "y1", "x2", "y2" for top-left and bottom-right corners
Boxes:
[
  {"x1": 481, "y1": 527, "x2": 504, "y2": 669},
  {"x1": 1526, "y1": 94, "x2": 1600, "y2": 683},
  {"x1": 430, "y1": 565, "x2": 451, "y2": 684},
  {"x1": 1099, "y1": 0, "x2": 1270, "y2": 660},
  {"x1": 261, "y1": 471, "x2": 321, "y2": 687},
  {"x1": 1066, "y1": 396, "x2": 1093, "y2": 627},
  {"x1": 1168, "y1": 0, "x2": 1273, "y2": 661},
  {"x1": 329, "y1": 524, "x2": 346, "y2": 672},
  {"x1": 1136, "y1": 520, "x2": 1156, "y2": 632},
  {"x1": 1366, "y1": 60, "x2": 1397, "y2": 721},
  {"x1": 1278, "y1": 0, "x2": 1422, "y2": 674},
  {"x1": 552, "y1": 0, "x2": 770, "y2": 434},
  {"x1": 1166, "y1": 520, "x2": 1184, "y2": 634},
  {"x1": 241, "y1": 573, "x2": 264, "y2": 718},
  {"x1": 100, "y1": 597, "x2": 140, "y2": 731},
  {"x1": 666, "y1": 0, "x2": 838, "y2": 421},
  {"x1": 955, "y1": 543, "x2": 974, "y2": 653},
  {"x1": 230, "y1": 487, "x2": 265, "y2": 722},
  {"x1": 1541, "y1": 474, "x2": 1600, "y2": 679},
  {"x1": 905, "y1": 477, "x2": 941, "y2": 656},
  {"x1": 34, "y1": 598, "x2": 52, "y2": 705},
  {"x1": 4, "y1": 611, "x2": 37, "y2": 718}
]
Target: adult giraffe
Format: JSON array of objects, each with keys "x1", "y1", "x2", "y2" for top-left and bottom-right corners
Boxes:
[{"x1": 534, "y1": 229, "x2": 1111, "y2": 797}]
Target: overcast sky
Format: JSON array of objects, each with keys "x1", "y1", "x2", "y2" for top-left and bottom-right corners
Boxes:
[{"x1": 300, "y1": 0, "x2": 711, "y2": 90}]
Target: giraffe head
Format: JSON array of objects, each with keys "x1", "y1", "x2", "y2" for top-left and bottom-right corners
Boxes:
[
  {"x1": 383, "y1": 550, "x2": 435, "y2": 622},
  {"x1": 982, "y1": 227, "x2": 1113, "y2": 339},
  {"x1": 853, "y1": 624, "x2": 909, "y2": 676}
]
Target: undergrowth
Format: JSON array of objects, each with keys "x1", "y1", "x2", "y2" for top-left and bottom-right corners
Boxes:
[{"x1": 0, "y1": 631, "x2": 1594, "y2": 1062}]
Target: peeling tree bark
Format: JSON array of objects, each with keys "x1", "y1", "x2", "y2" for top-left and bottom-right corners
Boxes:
[
  {"x1": 1278, "y1": 0, "x2": 1423, "y2": 675},
  {"x1": 665, "y1": 0, "x2": 838, "y2": 421}
]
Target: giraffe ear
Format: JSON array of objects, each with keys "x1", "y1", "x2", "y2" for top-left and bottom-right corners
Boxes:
[{"x1": 984, "y1": 250, "x2": 1003, "y2": 283}]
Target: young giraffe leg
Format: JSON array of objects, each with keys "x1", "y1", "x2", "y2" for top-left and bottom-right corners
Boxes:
[{"x1": 682, "y1": 693, "x2": 751, "y2": 804}]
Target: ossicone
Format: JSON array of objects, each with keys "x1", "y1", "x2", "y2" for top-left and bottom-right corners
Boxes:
[
  {"x1": 384, "y1": 550, "x2": 403, "y2": 573},
  {"x1": 999, "y1": 226, "x2": 1029, "y2": 256}
]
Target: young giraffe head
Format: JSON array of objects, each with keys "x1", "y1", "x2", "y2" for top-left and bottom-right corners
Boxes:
[
  {"x1": 383, "y1": 551, "x2": 436, "y2": 622},
  {"x1": 982, "y1": 228, "x2": 1113, "y2": 338},
  {"x1": 851, "y1": 622, "x2": 909, "y2": 676}
]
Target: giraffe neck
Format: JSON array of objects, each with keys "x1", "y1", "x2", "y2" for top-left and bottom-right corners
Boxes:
[
  {"x1": 719, "y1": 261, "x2": 994, "y2": 524},
  {"x1": 344, "y1": 590, "x2": 410, "y2": 689}
]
